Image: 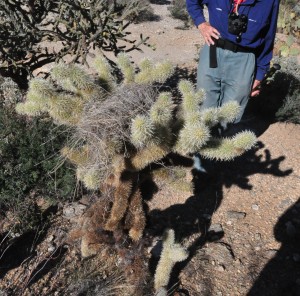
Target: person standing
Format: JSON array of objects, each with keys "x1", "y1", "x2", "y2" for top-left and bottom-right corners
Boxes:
[{"x1": 186, "y1": 0, "x2": 280, "y2": 125}]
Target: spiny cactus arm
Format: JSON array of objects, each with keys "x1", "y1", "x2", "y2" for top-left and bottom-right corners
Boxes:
[
  {"x1": 134, "y1": 58, "x2": 154, "y2": 84},
  {"x1": 216, "y1": 101, "x2": 241, "y2": 124},
  {"x1": 135, "y1": 60, "x2": 174, "y2": 84},
  {"x1": 173, "y1": 122, "x2": 210, "y2": 155},
  {"x1": 80, "y1": 167, "x2": 103, "y2": 190},
  {"x1": 51, "y1": 63, "x2": 96, "y2": 94},
  {"x1": 48, "y1": 93, "x2": 85, "y2": 126},
  {"x1": 15, "y1": 101, "x2": 44, "y2": 116},
  {"x1": 131, "y1": 115, "x2": 155, "y2": 148},
  {"x1": 179, "y1": 80, "x2": 205, "y2": 115},
  {"x1": 105, "y1": 177, "x2": 133, "y2": 232},
  {"x1": 154, "y1": 229, "x2": 189, "y2": 291},
  {"x1": 93, "y1": 54, "x2": 116, "y2": 91},
  {"x1": 127, "y1": 188, "x2": 146, "y2": 242},
  {"x1": 117, "y1": 53, "x2": 135, "y2": 84},
  {"x1": 16, "y1": 78, "x2": 56, "y2": 115},
  {"x1": 150, "y1": 92, "x2": 175, "y2": 126},
  {"x1": 199, "y1": 131, "x2": 257, "y2": 161},
  {"x1": 129, "y1": 144, "x2": 170, "y2": 171},
  {"x1": 152, "y1": 61, "x2": 175, "y2": 84}
]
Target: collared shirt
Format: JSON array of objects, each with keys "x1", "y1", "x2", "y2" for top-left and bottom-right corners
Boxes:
[{"x1": 186, "y1": 0, "x2": 280, "y2": 80}]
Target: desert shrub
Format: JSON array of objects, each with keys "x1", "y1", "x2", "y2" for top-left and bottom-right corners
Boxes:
[
  {"x1": 249, "y1": 56, "x2": 300, "y2": 124},
  {"x1": 276, "y1": 0, "x2": 300, "y2": 57},
  {"x1": 276, "y1": 89, "x2": 300, "y2": 123},
  {"x1": 278, "y1": 0, "x2": 300, "y2": 36},
  {"x1": 168, "y1": 0, "x2": 191, "y2": 27},
  {"x1": 0, "y1": 0, "x2": 150, "y2": 86},
  {"x1": 0, "y1": 77, "x2": 77, "y2": 209},
  {"x1": 112, "y1": 0, "x2": 157, "y2": 23},
  {"x1": 168, "y1": 0, "x2": 189, "y2": 22}
]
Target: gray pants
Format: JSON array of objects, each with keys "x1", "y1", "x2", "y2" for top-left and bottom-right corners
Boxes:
[{"x1": 197, "y1": 44, "x2": 256, "y2": 123}]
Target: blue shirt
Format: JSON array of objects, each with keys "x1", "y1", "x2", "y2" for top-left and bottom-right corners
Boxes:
[{"x1": 186, "y1": 0, "x2": 280, "y2": 81}]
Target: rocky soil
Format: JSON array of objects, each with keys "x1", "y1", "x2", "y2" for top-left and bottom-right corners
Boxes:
[{"x1": 0, "y1": 1, "x2": 299, "y2": 296}]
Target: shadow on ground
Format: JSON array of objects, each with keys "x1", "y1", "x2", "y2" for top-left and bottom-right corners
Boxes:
[
  {"x1": 248, "y1": 198, "x2": 300, "y2": 296},
  {"x1": 145, "y1": 66, "x2": 299, "y2": 294}
]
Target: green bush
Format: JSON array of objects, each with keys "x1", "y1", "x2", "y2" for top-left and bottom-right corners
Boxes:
[{"x1": 0, "y1": 79, "x2": 77, "y2": 208}]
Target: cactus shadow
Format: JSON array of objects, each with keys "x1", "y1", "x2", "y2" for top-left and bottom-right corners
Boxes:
[
  {"x1": 248, "y1": 198, "x2": 300, "y2": 296},
  {"x1": 146, "y1": 141, "x2": 293, "y2": 292}
]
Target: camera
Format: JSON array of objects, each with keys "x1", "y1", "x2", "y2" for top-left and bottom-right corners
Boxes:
[{"x1": 228, "y1": 13, "x2": 248, "y2": 42}]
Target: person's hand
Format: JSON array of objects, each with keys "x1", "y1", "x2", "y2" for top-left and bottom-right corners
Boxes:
[
  {"x1": 198, "y1": 22, "x2": 220, "y2": 46},
  {"x1": 251, "y1": 80, "x2": 261, "y2": 97}
]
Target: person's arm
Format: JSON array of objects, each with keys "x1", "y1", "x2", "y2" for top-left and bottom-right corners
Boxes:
[
  {"x1": 186, "y1": 0, "x2": 207, "y2": 27},
  {"x1": 251, "y1": 0, "x2": 280, "y2": 97},
  {"x1": 255, "y1": 0, "x2": 280, "y2": 82},
  {"x1": 186, "y1": 0, "x2": 220, "y2": 46}
]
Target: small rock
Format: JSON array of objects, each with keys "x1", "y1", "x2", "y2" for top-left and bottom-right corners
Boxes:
[
  {"x1": 279, "y1": 198, "x2": 293, "y2": 209},
  {"x1": 255, "y1": 233, "x2": 262, "y2": 240},
  {"x1": 46, "y1": 235, "x2": 55, "y2": 242},
  {"x1": 227, "y1": 211, "x2": 246, "y2": 220},
  {"x1": 63, "y1": 206, "x2": 75, "y2": 218},
  {"x1": 209, "y1": 224, "x2": 223, "y2": 233},
  {"x1": 252, "y1": 204, "x2": 259, "y2": 211},
  {"x1": 264, "y1": 249, "x2": 278, "y2": 259},
  {"x1": 216, "y1": 265, "x2": 225, "y2": 272},
  {"x1": 48, "y1": 244, "x2": 56, "y2": 253}
]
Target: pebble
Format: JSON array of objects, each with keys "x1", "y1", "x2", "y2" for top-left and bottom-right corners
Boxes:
[
  {"x1": 279, "y1": 198, "x2": 293, "y2": 209},
  {"x1": 216, "y1": 265, "x2": 226, "y2": 272},
  {"x1": 255, "y1": 233, "x2": 262, "y2": 240},
  {"x1": 48, "y1": 245, "x2": 56, "y2": 253},
  {"x1": 252, "y1": 204, "x2": 259, "y2": 211},
  {"x1": 209, "y1": 224, "x2": 224, "y2": 233},
  {"x1": 227, "y1": 211, "x2": 246, "y2": 220}
]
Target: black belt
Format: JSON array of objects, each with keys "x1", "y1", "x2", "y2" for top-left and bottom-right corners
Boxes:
[{"x1": 209, "y1": 38, "x2": 256, "y2": 68}]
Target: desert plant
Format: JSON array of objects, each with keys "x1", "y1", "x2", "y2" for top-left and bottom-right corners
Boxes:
[
  {"x1": 168, "y1": 0, "x2": 193, "y2": 28},
  {"x1": 277, "y1": 0, "x2": 300, "y2": 37},
  {"x1": 0, "y1": 0, "x2": 150, "y2": 86},
  {"x1": 17, "y1": 54, "x2": 257, "y2": 245},
  {"x1": 112, "y1": 0, "x2": 157, "y2": 23},
  {"x1": 154, "y1": 229, "x2": 189, "y2": 295},
  {"x1": 0, "y1": 76, "x2": 77, "y2": 209}
]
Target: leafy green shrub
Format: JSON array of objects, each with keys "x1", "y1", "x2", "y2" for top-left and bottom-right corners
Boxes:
[
  {"x1": 0, "y1": 0, "x2": 150, "y2": 86},
  {"x1": 0, "y1": 78, "x2": 77, "y2": 209}
]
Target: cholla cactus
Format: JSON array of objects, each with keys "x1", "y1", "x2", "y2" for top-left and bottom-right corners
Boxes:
[
  {"x1": 154, "y1": 229, "x2": 189, "y2": 293},
  {"x1": 16, "y1": 54, "x2": 257, "y2": 250}
]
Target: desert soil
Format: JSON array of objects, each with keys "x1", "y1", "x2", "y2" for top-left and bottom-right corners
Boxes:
[
  {"x1": 1, "y1": 1, "x2": 300, "y2": 296},
  {"x1": 130, "y1": 2, "x2": 300, "y2": 296}
]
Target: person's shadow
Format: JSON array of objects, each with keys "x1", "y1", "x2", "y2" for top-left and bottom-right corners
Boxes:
[{"x1": 248, "y1": 198, "x2": 300, "y2": 296}]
